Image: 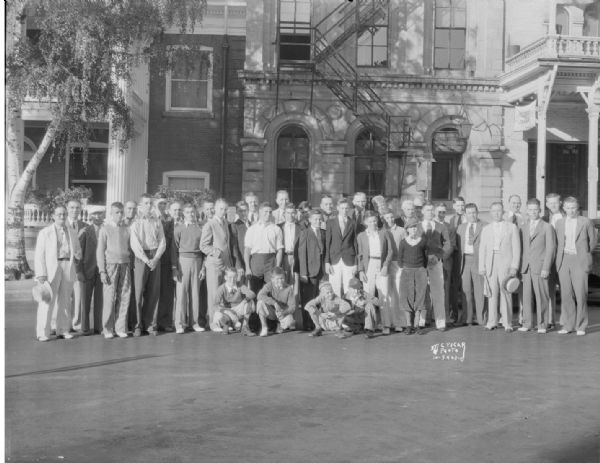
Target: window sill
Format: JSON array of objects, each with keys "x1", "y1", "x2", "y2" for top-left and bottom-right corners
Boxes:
[{"x1": 161, "y1": 110, "x2": 214, "y2": 119}]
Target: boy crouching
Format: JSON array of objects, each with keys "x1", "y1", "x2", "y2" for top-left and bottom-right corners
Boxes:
[
  {"x1": 304, "y1": 281, "x2": 355, "y2": 338},
  {"x1": 213, "y1": 267, "x2": 256, "y2": 335},
  {"x1": 344, "y1": 278, "x2": 381, "y2": 339},
  {"x1": 256, "y1": 267, "x2": 296, "y2": 337}
]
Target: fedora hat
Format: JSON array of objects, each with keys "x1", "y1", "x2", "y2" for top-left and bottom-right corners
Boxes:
[
  {"x1": 32, "y1": 281, "x2": 53, "y2": 304},
  {"x1": 502, "y1": 275, "x2": 520, "y2": 293}
]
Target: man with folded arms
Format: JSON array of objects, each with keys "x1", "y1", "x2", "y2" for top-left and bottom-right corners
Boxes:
[
  {"x1": 130, "y1": 193, "x2": 166, "y2": 336},
  {"x1": 97, "y1": 202, "x2": 131, "y2": 339},
  {"x1": 34, "y1": 205, "x2": 82, "y2": 341},
  {"x1": 518, "y1": 199, "x2": 556, "y2": 334},
  {"x1": 172, "y1": 204, "x2": 206, "y2": 334},
  {"x1": 555, "y1": 197, "x2": 597, "y2": 336},
  {"x1": 256, "y1": 267, "x2": 296, "y2": 337}
]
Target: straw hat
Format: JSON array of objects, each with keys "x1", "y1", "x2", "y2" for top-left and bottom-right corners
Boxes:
[
  {"x1": 32, "y1": 281, "x2": 53, "y2": 304},
  {"x1": 502, "y1": 275, "x2": 521, "y2": 293}
]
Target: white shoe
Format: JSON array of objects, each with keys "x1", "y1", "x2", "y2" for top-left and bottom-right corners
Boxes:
[
  {"x1": 576, "y1": 331, "x2": 586, "y2": 336},
  {"x1": 537, "y1": 328, "x2": 547, "y2": 334},
  {"x1": 517, "y1": 327, "x2": 529, "y2": 332},
  {"x1": 234, "y1": 322, "x2": 242, "y2": 331},
  {"x1": 104, "y1": 333, "x2": 114, "y2": 339},
  {"x1": 212, "y1": 327, "x2": 223, "y2": 333},
  {"x1": 116, "y1": 332, "x2": 128, "y2": 338},
  {"x1": 558, "y1": 329, "x2": 570, "y2": 334},
  {"x1": 192, "y1": 325, "x2": 206, "y2": 332},
  {"x1": 63, "y1": 333, "x2": 74, "y2": 340},
  {"x1": 175, "y1": 328, "x2": 185, "y2": 334},
  {"x1": 37, "y1": 336, "x2": 49, "y2": 342},
  {"x1": 259, "y1": 328, "x2": 268, "y2": 337}
]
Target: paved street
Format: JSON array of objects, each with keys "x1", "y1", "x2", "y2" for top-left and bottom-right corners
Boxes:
[{"x1": 5, "y1": 280, "x2": 600, "y2": 463}]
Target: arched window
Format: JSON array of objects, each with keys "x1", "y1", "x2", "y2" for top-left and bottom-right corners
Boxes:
[
  {"x1": 584, "y1": 2, "x2": 600, "y2": 37},
  {"x1": 556, "y1": 6, "x2": 570, "y2": 35},
  {"x1": 276, "y1": 125, "x2": 309, "y2": 204},
  {"x1": 431, "y1": 127, "x2": 466, "y2": 201},
  {"x1": 354, "y1": 130, "x2": 386, "y2": 203}
]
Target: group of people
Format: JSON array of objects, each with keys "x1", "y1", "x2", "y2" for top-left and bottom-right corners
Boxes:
[{"x1": 33, "y1": 189, "x2": 597, "y2": 341}]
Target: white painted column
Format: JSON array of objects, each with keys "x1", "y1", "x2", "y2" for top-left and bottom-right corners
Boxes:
[
  {"x1": 105, "y1": 130, "x2": 128, "y2": 207},
  {"x1": 587, "y1": 105, "x2": 599, "y2": 218},
  {"x1": 536, "y1": 108, "x2": 547, "y2": 202}
]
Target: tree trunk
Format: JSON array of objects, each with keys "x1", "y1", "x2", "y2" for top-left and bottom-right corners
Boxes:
[{"x1": 5, "y1": 122, "x2": 58, "y2": 280}]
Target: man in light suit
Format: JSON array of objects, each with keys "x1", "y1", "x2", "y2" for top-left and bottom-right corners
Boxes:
[
  {"x1": 418, "y1": 202, "x2": 452, "y2": 331},
  {"x1": 325, "y1": 197, "x2": 357, "y2": 298},
  {"x1": 298, "y1": 209, "x2": 326, "y2": 331},
  {"x1": 555, "y1": 197, "x2": 597, "y2": 336},
  {"x1": 65, "y1": 199, "x2": 87, "y2": 333},
  {"x1": 200, "y1": 198, "x2": 237, "y2": 330},
  {"x1": 79, "y1": 206, "x2": 105, "y2": 335},
  {"x1": 479, "y1": 202, "x2": 521, "y2": 331},
  {"x1": 518, "y1": 199, "x2": 556, "y2": 334},
  {"x1": 456, "y1": 203, "x2": 485, "y2": 326},
  {"x1": 34, "y1": 205, "x2": 82, "y2": 341},
  {"x1": 543, "y1": 192, "x2": 565, "y2": 328},
  {"x1": 357, "y1": 211, "x2": 394, "y2": 335}
]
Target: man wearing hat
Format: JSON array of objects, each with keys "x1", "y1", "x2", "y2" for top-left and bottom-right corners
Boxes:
[
  {"x1": 518, "y1": 199, "x2": 556, "y2": 334},
  {"x1": 34, "y1": 205, "x2": 82, "y2": 341},
  {"x1": 79, "y1": 205, "x2": 105, "y2": 335},
  {"x1": 479, "y1": 202, "x2": 521, "y2": 331}
]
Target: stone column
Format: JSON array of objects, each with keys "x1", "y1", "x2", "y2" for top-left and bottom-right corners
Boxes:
[
  {"x1": 536, "y1": 107, "x2": 547, "y2": 203},
  {"x1": 587, "y1": 104, "x2": 599, "y2": 218}
]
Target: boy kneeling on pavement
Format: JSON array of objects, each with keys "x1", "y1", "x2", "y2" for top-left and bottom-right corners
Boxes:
[
  {"x1": 256, "y1": 267, "x2": 296, "y2": 337},
  {"x1": 344, "y1": 277, "x2": 381, "y2": 338},
  {"x1": 213, "y1": 267, "x2": 256, "y2": 335},
  {"x1": 305, "y1": 281, "x2": 353, "y2": 338}
]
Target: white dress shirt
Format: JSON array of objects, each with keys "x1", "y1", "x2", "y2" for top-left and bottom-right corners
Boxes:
[
  {"x1": 464, "y1": 223, "x2": 475, "y2": 255},
  {"x1": 551, "y1": 212, "x2": 563, "y2": 229},
  {"x1": 367, "y1": 230, "x2": 381, "y2": 258},
  {"x1": 422, "y1": 220, "x2": 434, "y2": 233},
  {"x1": 564, "y1": 217, "x2": 577, "y2": 254},
  {"x1": 284, "y1": 222, "x2": 295, "y2": 253},
  {"x1": 245, "y1": 222, "x2": 284, "y2": 254}
]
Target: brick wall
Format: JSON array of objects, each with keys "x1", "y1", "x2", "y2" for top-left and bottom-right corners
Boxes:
[{"x1": 147, "y1": 34, "x2": 245, "y2": 203}]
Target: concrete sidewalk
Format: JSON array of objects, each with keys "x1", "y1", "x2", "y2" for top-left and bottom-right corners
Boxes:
[{"x1": 5, "y1": 280, "x2": 600, "y2": 463}]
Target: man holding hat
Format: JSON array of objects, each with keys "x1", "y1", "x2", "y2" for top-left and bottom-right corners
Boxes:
[
  {"x1": 34, "y1": 205, "x2": 82, "y2": 341},
  {"x1": 79, "y1": 205, "x2": 105, "y2": 335}
]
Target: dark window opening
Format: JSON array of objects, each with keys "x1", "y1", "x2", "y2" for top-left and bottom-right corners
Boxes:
[
  {"x1": 277, "y1": 125, "x2": 310, "y2": 204},
  {"x1": 279, "y1": 0, "x2": 311, "y2": 63},
  {"x1": 355, "y1": 130, "x2": 386, "y2": 203},
  {"x1": 431, "y1": 127, "x2": 464, "y2": 201},
  {"x1": 434, "y1": 0, "x2": 466, "y2": 70}
]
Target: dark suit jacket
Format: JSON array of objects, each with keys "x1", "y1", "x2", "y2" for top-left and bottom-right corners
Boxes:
[
  {"x1": 279, "y1": 221, "x2": 301, "y2": 273},
  {"x1": 356, "y1": 229, "x2": 393, "y2": 274},
  {"x1": 231, "y1": 219, "x2": 248, "y2": 269},
  {"x1": 456, "y1": 221, "x2": 484, "y2": 274},
  {"x1": 416, "y1": 221, "x2": 452, "y2": 261},
  {"x1": 161, "y1": 218, "x2": 175, "y2": 266},
  {"x1": 555, "y1": 216, "x2": 597, "y2": 273},
  {"x1": 298, "y1": 227, "x2": 325, "y2": 278},
  {"x1": 325, "y1": 217, "x2": 357, "y2": 266},
  {"x1": 80, "y1": 224, "x2": 100, "y2": 279},
  {"x1": 520, "y1": 220, "x2": 556, "y2": 275}
]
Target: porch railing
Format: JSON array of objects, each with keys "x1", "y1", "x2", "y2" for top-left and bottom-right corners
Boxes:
[
  {"x1": 24, "y1": 203, "x2": 98, "y2": 227},
  {"x1": 506, "y1": 35, "x2": 600, "y2": 73}
]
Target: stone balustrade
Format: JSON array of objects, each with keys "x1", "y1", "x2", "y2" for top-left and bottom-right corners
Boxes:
[
  {"x1": 506, "y1": 35, "x2": 600, "y2": 73},
  {"x1": 23, "y1": 203, "x2": 99, "y2": 228}
]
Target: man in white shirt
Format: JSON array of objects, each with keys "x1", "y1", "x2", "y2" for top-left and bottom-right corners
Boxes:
[
  {"x1": 245, "y1": 202, "x2": 284, "y2": 292},
  {"x1": 555, "y1": 197, "x2": 597, "y2": 336},
  {"x1": 272, "y1": 190, "x2": 289, "y2": 225}
]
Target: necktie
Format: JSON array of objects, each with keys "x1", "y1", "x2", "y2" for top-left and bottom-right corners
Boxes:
[
  {"x1": 530, "y1": 222, "x2": 536, "y2": 238},
  {"x1": 467, "y1": 223, "x2": 474, "y2": 245},
  {"x1": 426, "y1": 221, "x2": 432, "y2": 234},
  {"x1": 341, "y1": 218, "x2": 346, "y2": 234}
]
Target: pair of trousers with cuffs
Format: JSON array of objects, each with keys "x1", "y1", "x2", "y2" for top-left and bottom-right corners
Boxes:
[
  {"x1": 365, "y1": 259, "x2": 391, "y2": 328},
  {"x1": 424, "y1": 260, "x2": 446, "y2": 329},
  {"x1": 37, "y1": 261, "x2": 74, "y2": 338},
  {"x1": 175, "y1": 257, "x2": 203, "y2": 330},
  {"x1": 134, "y1": 250, "x2": 161, "y2": 332},
  {"x1": 400, "y1": 267, "x2": 427, "y2": 327},
  {"x1": 102, "y1": 263, "x2": 131, "y2": 335},
  {"x1": 329, "y1": 260, "x2": 357, "y2": 298},
  {"x1": 522, "y1": 270, "x2": 551, "y2": 330},
  {"x1": 558, "y1": 253, "x2": 588, "y2": 332}
]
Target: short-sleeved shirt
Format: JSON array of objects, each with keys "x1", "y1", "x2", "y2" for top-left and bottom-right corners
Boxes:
[{"x1": 245, "y1": 222, "x2": 284, "y2": 254}]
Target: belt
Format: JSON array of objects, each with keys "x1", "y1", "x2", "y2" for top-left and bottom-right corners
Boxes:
[
  {"x1": 369, "y1": 256, "x2": 381, "y2": 259},
  {"x1": 58, "y1": 258, "x2": 70, "y2": 261},
  {"x1": 285, "y1": 251, "x2": 294, "y2": 256},
  {"x1": 464, "y1": 253, "x2": 474, "y2": 257}
]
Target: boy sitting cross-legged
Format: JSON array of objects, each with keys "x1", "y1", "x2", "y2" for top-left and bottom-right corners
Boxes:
[
  {"x1": 304, "y1": 281, "x2": 356, "y2": 338},
  {"x1": 212, "y1": 267, "x2": 256, "y2": 336},
  {"x1": 344, "y1": 277, "x2": 381, "y2": 339},
  {"x1": 256, "y1": 266, "x2": 297, "y2": 337}
]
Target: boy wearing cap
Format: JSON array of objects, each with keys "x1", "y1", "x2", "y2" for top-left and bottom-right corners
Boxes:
[
  {"x1": 97, "y1": 202, "x2": 131, "y2": 338},
  {"x1": 212, "y1": 267, "x2": 256, "y2": 335},
  {"x1": 256, "y1": 267, "x2": 296, "y2": 337},
  {"x1": 304, "y1": 281, "x2": 352, "y2": 337},
  {"x1": 398, "y1": 218, "x2": 429, "y2": 334},
  {"x1": 344, "y1": 278, "x2": 381, "y2": 338}
]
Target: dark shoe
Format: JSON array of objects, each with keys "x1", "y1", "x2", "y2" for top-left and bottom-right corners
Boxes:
[
  {"x1": 309, "y1": 328, "x2": 323, "y2": 337},
  {"x1": 79, "y1": 330, "x2": 93, "y2": 336},
  {"x1": 437, "y1": 327, "x2": 447, "y2": 332},
  {"x1": 404, "y1": 327, "x2": 414, "y2": 335},
  {"x1": 50, "y1": 329, "x2": 57, "y2": 336},
  {"x1": 364, "y1": 330, "x2": 375, "y2": 339},
  {"x1": 133, "y1": 328, "x2": 142, "y2": 337},
  {"x1": 162, "y1": 326, "x2": 175, "y2": 333}
]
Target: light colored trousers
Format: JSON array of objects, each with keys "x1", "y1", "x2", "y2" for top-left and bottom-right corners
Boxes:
[
  {"x1": 388, "y1": 261, "x2": 404, "y2": 327},
  {"x1": 365, "y1": 259, "x2": 391, "y2": 328},
  {"x1": 205, "y1": 261, "x2": 225, "y2": 330},
  {"x1": 102, "y1": 263, "x2": 131, "y2": 335},
  {"x1": 486, "y1": 257, "x2": 513, "y2": 329},
  {"x1": 37, "y1": 261, "x2": 74, "y2": 338},
  {"x1": 558, "y1": 254, "x2": 589, "y2": 332},
  {"x1": 330, "y1": 260, "x2": 357, "y2": 298},
  {"x1": 70, "y1": 281, "x2": 84, "y2": 330},
  {"x1": 213, "y1": 300, "x2": 254, "y2": 328},
  {"x1": 424, "y1": 260, "x2": 446, "y2": 329},
  {"x1": 175, "y1": 257, "x2": 203, "y2": 331}
]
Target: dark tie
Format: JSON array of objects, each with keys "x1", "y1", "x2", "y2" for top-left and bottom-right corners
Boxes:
[
  {"x1": 467, "y1": 224, "x2": 474, "y2": 245},
  {"x1": 426, "y1": 221, "x2": 432, "y2": 234}
]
